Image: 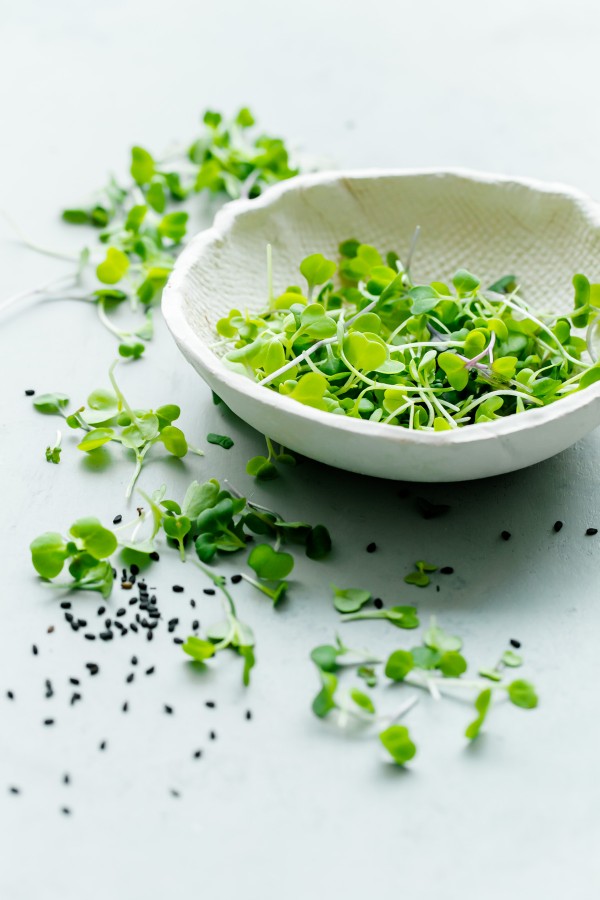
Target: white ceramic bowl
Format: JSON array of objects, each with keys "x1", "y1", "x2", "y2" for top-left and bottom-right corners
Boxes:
[{"x1": 163, "y1": 168, "x2": 600, "y2": 482}]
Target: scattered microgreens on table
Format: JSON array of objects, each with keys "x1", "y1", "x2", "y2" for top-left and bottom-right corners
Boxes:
[
  {"x1": 310, "y1": 617, "x2": 538, "y2": 765},
  {"x1": 33, "y1": 361, "x2": 203, "y2": 498},
  {"x1": 1, "y1": 108, "x2": 301, "y2": 357},
  {"x1": 216, "y1": 239, "x2": 600, "y2": 430}
]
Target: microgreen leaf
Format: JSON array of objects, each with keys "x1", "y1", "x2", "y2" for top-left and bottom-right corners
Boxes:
[
  {"x1": 312, "y1": 672, "x2": 338, "y2": 718},
  {"x1": 465, "y1": 689, "x2": 492, "y2": 740},
  {"x1": 206, "y1": 433, "x2": 234, "y2": 450},
  {"x1": 96, "y1": 247, "x2": 129, "y2": 285},
  {"x1": 385, "y1": 650, "x2": 414, "y2": 681},
  {"x1": 331, "y1": 584, "x2": 371, "y2": 613},
  {"x1": 379, "y1": 725, "x2": 416, "y2": 765},
  {"x1": 424, "y1": 617, "x2": 462, "y2": 652},
  {"x1": 507, "y1": 680, "x2": 538, "y2": 709},
  {"x1": 248, "y1": 544, "x2": 294, "y2": 580},
  {"x1": 350, "y1": 688, "x2": 375, "y2": 715},
  {"x1": 33, "y1": 393, "x2": 70, "y2": 415},
  {"x1": 182, "y1": 636, "x2": 216, "y2": 662}
]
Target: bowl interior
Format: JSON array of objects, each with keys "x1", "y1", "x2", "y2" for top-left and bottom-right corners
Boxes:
[{"x1": 179, "y1": 169, "x2": 600, "y2": 352}]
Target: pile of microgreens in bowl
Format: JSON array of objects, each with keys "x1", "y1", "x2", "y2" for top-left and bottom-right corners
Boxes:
[{"x1": 216, "y1": 236, "x2": 600, "y2": 430}]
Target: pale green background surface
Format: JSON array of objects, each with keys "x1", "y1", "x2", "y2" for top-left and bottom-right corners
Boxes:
[{"x1": 1, "y1": 1, "x2": 599, "y2": 897}]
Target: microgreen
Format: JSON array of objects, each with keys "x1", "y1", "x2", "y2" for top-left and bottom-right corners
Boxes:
[
  {"x1": 33, "y1": 361, "x2": 203, "y2": 498},
  {"x1": 379, "y1": 725, "x2": 417, "y2": 766},
  {"x1": 206, "y1": 433, "x2": 234, "y2": 450},
  {"x1": 30, "y1": 518, "x2": 117, "y2": 598},
  {"x1": 331, "y1": 584, "x2": 371, "y2": 613},
  {"x1": 341, "y1": 605, "x2": 420, "y2": 629},
  {"x1": 45, "y1": 430, "x2": 62, "y2": 464},
  {"x1": 404, "y1": 560, "x2": 438, "y2": 587},
  {"x1": 217, "y1": 238, "x2": 600, "y2": 431},
  {"x1": 246, "y1": 436, "x2": 296, "y2": 481}
]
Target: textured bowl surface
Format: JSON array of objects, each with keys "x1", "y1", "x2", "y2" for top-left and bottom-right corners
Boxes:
[{"x1": 163, "y1": 168, "x2": 600, "y2": 482}]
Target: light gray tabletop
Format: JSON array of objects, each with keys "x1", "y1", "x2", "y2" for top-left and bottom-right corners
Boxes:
[{"x1": 2, "y1": 1, "x2": 600, "y2": 897}]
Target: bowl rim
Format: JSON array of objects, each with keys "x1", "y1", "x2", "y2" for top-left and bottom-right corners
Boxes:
[{"x1": 162, "y1": 166, "x2": 600, "y2": 447}]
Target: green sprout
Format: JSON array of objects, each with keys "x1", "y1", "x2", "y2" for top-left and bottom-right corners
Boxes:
[{"x1": 215, "y1": 237, "x2": 600, "y2": 431}]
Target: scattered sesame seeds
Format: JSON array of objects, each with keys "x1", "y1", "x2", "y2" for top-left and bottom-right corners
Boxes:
[
  {"x1": 99, "y1": 632, "x2": 113, "y2": 641},
  {"x1": 586, "y1": 527, "x2": 598, "y2": 536},
  {"x1": 122, "y1": 702, "x2": 128, "y2": 713},
  {"x1": 245, "y1": 710, "x2": 252, "y2": 721},
  {"x1": 63, "y1": 774, "x2": 70, "y2": 785},
  {"x1": 366, "y1": 542, "x2": 377, "y2": 553},
  {"x1": 99, "y1": 740, "x2": 107, "y2": 751},
  {"x1": 60, "y1": 601, "x2": 71, "y2": 610},
  {"x1": 172, "y1": 585, "x2": 184, "y2": 593},
  {"x1": 130, "y1": 624, "x2": 138, "y2": 633},
  {"x1": 193, "y1": 750, "x2": 202, "y2": 759},
  {"x1": 69, "y1": 678, "x2": 80, "y2": 686},
  {"x1": 9, "y1": 786, "x2": 20, "y2": 794},
  {"x1": 205, "y1": 701, "x2": 216, "y2": 709},
  {"x1": 501, "y1": 531, "x2": 511, "y2": 541},
  {"x1": 192, "y1": 620, "x2": 199, "y2": 630},
  {"x1": 32, "y1": 645, "x2": 38, "y2": 656},
  {"x1": 209, "y1": 730, "x2": 216, "y2": 740},
  {"x1": 86, "y1": 664, "x2": 99, "y2": 676},
  {"x1": 84, "y1": 634, "x2": 96, "y2": 641},
  {"x1": 44, "y1": 718, "x2": 55, "y2": 726},
  {"x1": 149, "y1": 552, "x2": 160, "y2": 562},
  {"x1": 146, "y1": 630, "x2": 153, "y2": 642},
  {"x1": 553, "y1": 520, "x2": 564, "y2": 532},
  {"x1": 126, "y1": 673, "x2": 134, "y2": 684},
  {"x1": 440, "y1": 566, "x2": 454, "y2": 575},
  {"x1": 113, "y1": 514, "x2": 122, "y2": 525},
  {"x1": 173, "y1": 637, "x2": 183, "y2": 645},
  {"x1": 97, "y1": 606, "x2": 106, "y2": 616},
  {"x1": 7, "y1": 690, "x2": 14, "y2": 700},
  {"x1": 116, "y1": 608, "x2": 126, "y2": 617},
  {"x1": 190, "y1": 599, "x2": 196, "y2": 608},
  {"x1": 164, "y1": 705, "x2": 174, "y2": 714},
  {"x1": 131, "y1": 656, "x2": 138, "y2": 666},
  {"x1": 145, "y1": 667, "x2": 155, "y2": 676},
  {"x1": 25, "y1": 389, "x2": 35, "y2": 396},
  {"x1": 373, "y1": 598, "x2": 384, "y2": 609},
  {"x1": 61, "y1": 807, "x2": 71, "y2": 816},
  {"x1": 203, "y1": 588, "x2": 215, "y2": 596},
  {"x1": 231, "y1": 574, "x2": 242, "y2": 585},
  {"x1": 510, "y1": 638, "x2": 522, "y2": 648}
]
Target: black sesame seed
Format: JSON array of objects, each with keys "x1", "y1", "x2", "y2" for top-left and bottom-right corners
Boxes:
[
  {"x1": 553, "y1": 520, "x2": 563, "y2": 533},
  {"x1": 164, "y1": 704, "x2": 173, "y2": 714},
  {"x1": 116, "y1": 608, "x2": 126, "y2": 617},
  {"x1": 145, "y1": 666, "x2": 155, "y2": 675},
  {"x1": 113, "y1": 514, "x2": 122, "y2": 525},
  {"x1": 170, "y1": 789, "x2": 180, "y2": 798},
  {"x1": 440, "y1": 566, "x2": 454, "y2": 575},
  {"x1": 130, "y1": 623, "x2": 138, "y2": 633},
  {"x1": 192, "y1": 620, "x2": 199, "y2": 630},
  {"x1": 120, "y1": 628, "x2": 128, "y2": 637},
  {"x1": 126, "y1": 673, "x2": 134, "y2": 684},
  {"x1": 501, "y1": 531, "x2": 511, "y2": 541},
  {"x1": 146, "y1": 631, "x2": 153, "y2": 642},
  {"x1": 44, "y1": 718, "x2": 54, "y2": 726},
  {"x1": 190, "y1": 599, "x2": 196, "y2": 608},
  {"x1": 373, "y1": 598, "x2": 384, "y2": 609},
  {"x1": 105, "y1": 619, "x2": 112, "y2": 628},
  {"x1": 86, "y1": 664, "x2": 99, "y2": 675},
  {"x1": 9, "y1": 786, "x2": 20, "y2": 794},
  {"x1": 231, "y1": 575, "x2": 242, "y2": 585},
  {"x1": 97, "y1": 606, "x2": 106, "y2": 616},
  {"x1": 172, "y1": 585, "x2": 184, "y2": 593},
  {"x1": 193, "y1": 750, "x2": 202, "y2": 759},
  {"x1": 586, "y1": 527, "x2": 598, "y2": 536},
  {"x1": 69, "y1": 678, "x2": 80, "y2": 686},
  {"x1": 60, "y1": 601, "x2": 71, "y2": 610},
  {"x1": 65, "y1": 612, "x2": 73, "y2": 623},
  {"x1": 61, "y1": 807, "x2": 71, "y2": 816},
  {"x1": 131, "y1": 656, "x2": 138, "y2": 665},
  {"x1": 173, "y1": 637, "x2": 183, "y2": 645},
  {"x1": 205, "y1": 701, "x2": 215, "y2": 709},
  {"x1": 7, "y1": 690, "x2": 14, "y2": 700},
  {"x1": 510, "y1": 639, "x2": 522, "y2": 649},
  {"x1": 70, "y1": 622, "x2": 79, "y2": 633},
  {"x1": 130, "y1": 564, "x2": 140, "y2": 576},
  {"x1": 25, "y1": 389, "x2": 35, "y2": 396},
  {"x1": 47, "y1": 625, "x2": 55, "y2": 634},
  {"x1": 78, "y1": 619, "x2": 87, "y2": 627},
  {"x1": 84, "y1": 634, "x2": 96, "y2": 641},
  {"x1": 366, "y1": 542, "x2": 377, "y2": 553},
  {"x1": 129, "y1": 598, "x2": 138, "y2": 606},
  {"x1": 32, "y1": 645, "x2": 38, "y2": 656},
  {"x1": 245, "y1": 710, "x2": 252, "y2": 720},
  {"x1": 149, "y1": 552, "x2": 160, "y2": 562},
  {"x1": 99, "y1": 740, "x2": 107, "y2": 750},
  {"x1": 63, "y1": 774, "x2": 70, "y2": 785},
  {"x1": 70, "y1": 693, "x2": 81, "y2": 705},
  {"x1": 209, "y1": 730, "x2": 216, "y2": 740},
  {"x1": 138, "y1": 582, "x2": 147, "y2": 591},
  {"x1": 99, "y1": 632, "x2": 113, "y2": 641},
  {"x1": 203, "y1": 588, "x2": 215, "y2": 596},
  {"x1": 122, "y1": 702, "x2": 128, "y2": 712}
]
